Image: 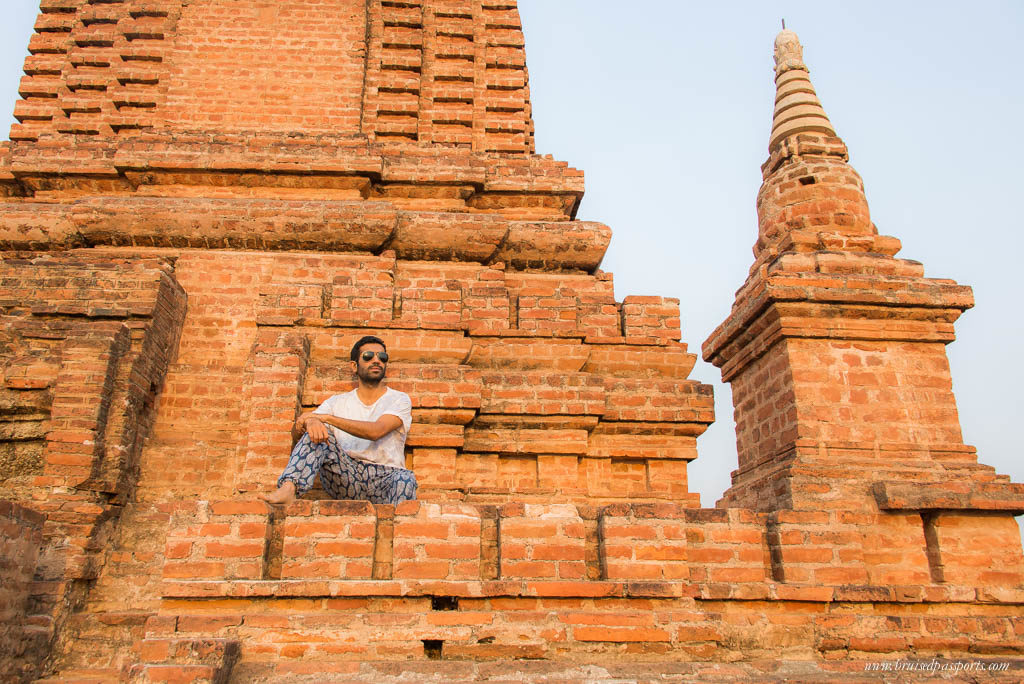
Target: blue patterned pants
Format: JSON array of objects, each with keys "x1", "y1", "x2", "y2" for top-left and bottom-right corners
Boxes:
[{"x1": 278, "y1": 434, "x2": 417, "y2": 505}]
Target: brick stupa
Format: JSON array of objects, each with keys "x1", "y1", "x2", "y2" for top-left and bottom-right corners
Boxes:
[{"x1": 1, "y1": 5, "x2": 1022, "y2": 682}]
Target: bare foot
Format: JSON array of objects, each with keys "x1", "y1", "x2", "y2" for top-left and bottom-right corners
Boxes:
[{"x1": 259, "y1": 480, "x2": 296, "y2": 506}]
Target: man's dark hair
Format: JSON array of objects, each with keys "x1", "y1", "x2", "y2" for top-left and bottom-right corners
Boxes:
[{"x1": 350, "y1": 335, "x2": 387, "y2": 362}]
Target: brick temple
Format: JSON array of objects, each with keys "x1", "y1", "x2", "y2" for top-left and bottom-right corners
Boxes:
[{"x1": 1, "y1": 2, "x2": 1022, "y2": 682}]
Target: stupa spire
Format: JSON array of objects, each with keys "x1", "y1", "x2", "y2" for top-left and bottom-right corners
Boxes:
[
  {"x1": 753, "y1": 27, "x2": 872, "y2": 255},
  {"x1": 768, "y1": 29, "x2": 836, "y2": 151},
  {"x1": 704, "y1": 29, "x2": 1023, "y2": 594}
]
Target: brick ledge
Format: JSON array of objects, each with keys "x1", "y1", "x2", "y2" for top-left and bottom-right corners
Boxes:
[{"x1": 161, "y1": 579, "x2": 1024, "y2": 604}]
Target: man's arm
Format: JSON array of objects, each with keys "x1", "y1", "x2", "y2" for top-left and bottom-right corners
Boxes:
[{"x1": 296, "y1": 412, "x2": 403, "y2": 443}]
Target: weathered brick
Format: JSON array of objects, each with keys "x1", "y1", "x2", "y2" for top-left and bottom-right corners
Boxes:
[
  {"x1": 280, "y1": 501, "x2": 376, "y2": 580},
  {"x1": 393, "y1": 502, "x2": 481, "y2": 580}
]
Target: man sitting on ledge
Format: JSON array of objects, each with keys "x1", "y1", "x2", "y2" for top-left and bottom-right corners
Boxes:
[{"x1": 260, "y1": 335, "x2": 416, "y2": 506}]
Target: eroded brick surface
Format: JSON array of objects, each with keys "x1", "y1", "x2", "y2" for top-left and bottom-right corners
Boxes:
[{"x1": 0, "y1": 502, "x2": 46, "y2": 683}]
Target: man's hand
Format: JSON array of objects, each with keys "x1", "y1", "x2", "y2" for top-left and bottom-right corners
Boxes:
[
  {"x1": 296, "y1": 412, "x2": 331, "y2": 444},
  {"x1": 305, "y1": 418, "x2": 330, "y2": 443}
]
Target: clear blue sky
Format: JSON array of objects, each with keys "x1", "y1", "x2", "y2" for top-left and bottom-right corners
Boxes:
[{"x1": 1, "y1": 1, "x2": 1021, "y2": 532}]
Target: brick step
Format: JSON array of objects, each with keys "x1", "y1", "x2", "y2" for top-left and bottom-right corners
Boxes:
[
  {"x1": 22, "y1": 624, "x2": 52, "y2": 641},
  {"x1": 84, "y1": 559, "x2": 166, "y2": 613},
  {"x1": 52, "y1": 611, "x2": 151, "y2": 673},
  {"x1": 137, "y1": 637, "x2": 239, "y2": 666},
  {"x1": 126, "y1": 663, "x2": 222, "y2": 683},
  {"x1": 34, "y1": 668, "x2": 121, "y2": 684},
  {"x1": 70, "y1": 611, "x2": 151, "y2": 637},
  {"x1": 20, "y1": 614, "x2": 53, "y2": 645},
  {"x1": 129, "y1": 638, "x2": 240, "y2": 683},
  {"x1": 235, "y1": 658, "x2": 1024, "y2": 683},
  {"x1": 78, "y1": 504, "x2": 169, "y2": 611}
]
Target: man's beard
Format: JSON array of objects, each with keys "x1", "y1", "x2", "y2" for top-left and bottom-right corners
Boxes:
[{"x1": 356, "y1": 365, "x2": 385, "y2": 386}]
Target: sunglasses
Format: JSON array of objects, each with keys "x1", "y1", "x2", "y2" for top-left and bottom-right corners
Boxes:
[{"x1": 360, "y1": 351, "x2": 389, "y2": 363}]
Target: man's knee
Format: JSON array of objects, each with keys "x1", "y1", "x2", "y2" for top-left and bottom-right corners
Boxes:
[{"x1": 293, "y1": 432, "x2": 337, "y2": 451}]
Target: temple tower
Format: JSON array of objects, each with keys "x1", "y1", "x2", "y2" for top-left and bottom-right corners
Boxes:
[
  {"x1": 1, "y1": 2, "x2": 712, "y2": 680},
  {"x1": 703, "y1": 29, "x2": 1024, "y2": 584}
]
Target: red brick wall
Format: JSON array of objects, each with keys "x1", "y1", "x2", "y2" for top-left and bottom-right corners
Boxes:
[
  {"x1": 151, "y1": 496, "x2": 1024, "y2": 616},
  {"x1": 150, "y1": 498, "x2": 1024, "y2": 677},
  {"x1": 282, "y1": 500, "x2": 377, "y2": 580},
  {"x1": 498, "y1": 504, "x2": 586, "y2": 580},
  {"x1": 11, "y1": 0, "x2": 536, "y2": 152},
  {"x1": 926, "y1": 513, "x2": 1024, "y2": 587},
  {"x1": 728, "y1": 340, "x2": 799, "y2": 483},
  {"x1": 0, "y1": 253, "x2": 185, "y2": 662},
  {"x1": 163, "y1": 501, "x2": 269, "y2": 581},
  {"x1": 363, "y1": 1, "x2": 534, "y2": 152},
  {"x1": 142, "y1": 591, "x2": 1024, "y2": 677},
  {"x1": 162, "y1": 0, "x2": 367, "y2": 135},
  {"x1": 114, "y1": 247, "x2": 711, "y2": 505},
  {"x1": 767, "y1": 510, "x2": 931, "y2": 585},
  {"x1": 599, "y1": 504, "x2": 689, "y2": 581},
  {"x1": 788, "y1": 338, "x2": 964, "y2": 448},
  {"x1": 721, "y1": 333, "x2": 973, "y2": 511},
  {"x1": 393, "y1": 501, "x2": 481, "y2": 580}
]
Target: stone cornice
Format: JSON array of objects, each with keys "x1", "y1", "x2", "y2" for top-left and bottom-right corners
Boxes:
[{"x1": 702, "y1": 263, "x2": 973, "y2": 381}]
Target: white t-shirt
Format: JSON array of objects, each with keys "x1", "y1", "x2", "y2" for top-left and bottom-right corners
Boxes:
[{"x1": 313, "y1": 387, "x2": 412, "y2": 470}]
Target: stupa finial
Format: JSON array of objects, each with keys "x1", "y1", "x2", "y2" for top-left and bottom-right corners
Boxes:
[
  {"x1": 774, "y1": 27, "x2": 805, "y2": 75},
  {"x1": 768, "y1": 27, "x2": 836, "y2": 151}
]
